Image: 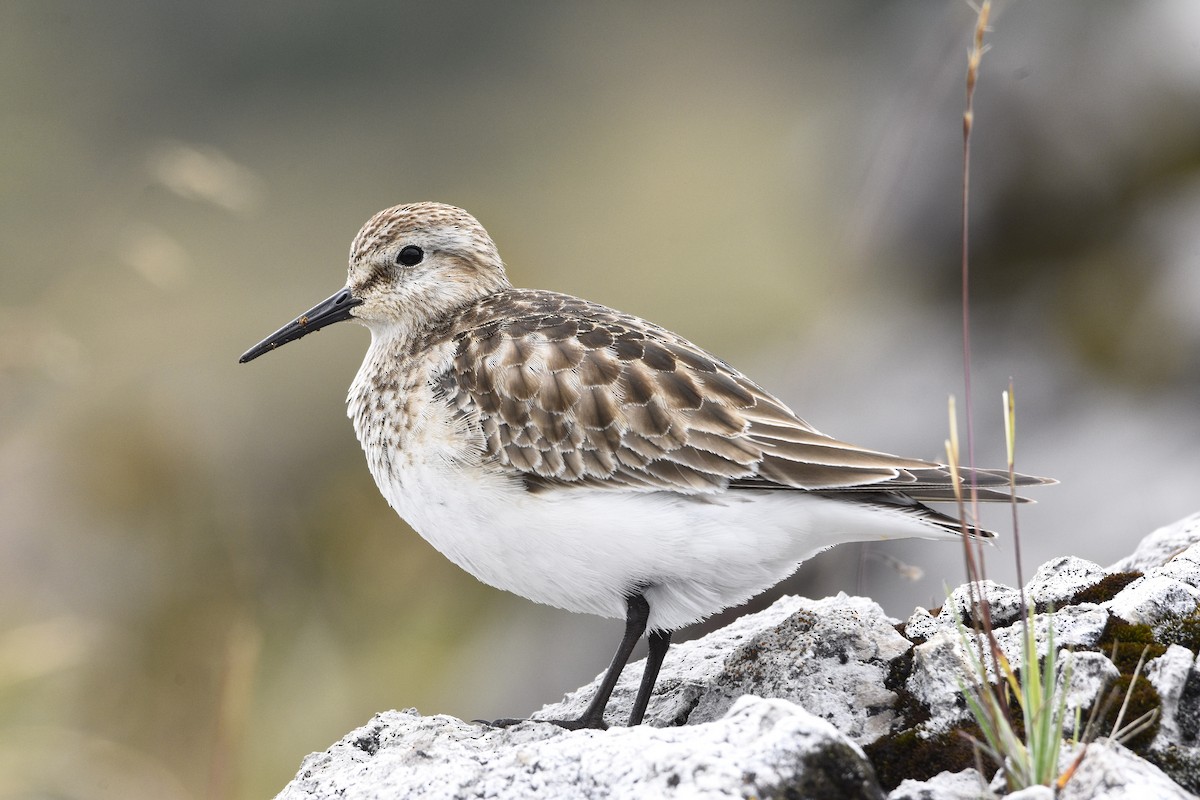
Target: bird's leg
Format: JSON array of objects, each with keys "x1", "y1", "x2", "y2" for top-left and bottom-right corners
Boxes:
[
  {"x1": 483, "y1": 593, "x2": 650, "y2": 731},
  {"x1": 562, "y1": 592, "x2": 650, "y2": 730},
  {"x1": 628, "y1": 628, "x2": 671, "y2": 726}
]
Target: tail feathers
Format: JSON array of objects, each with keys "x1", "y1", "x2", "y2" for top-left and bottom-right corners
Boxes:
[
  {"x1": 732, "y1": 464, "x2": 1054, "y2": 504},
  {"x1": 861, "y1": 486, "x2": 1033, "y2": 504},
  {"x1": 877, "y1": 466, "x2": 1054, "y2": 505},
  {"x1": 871, "y1": 465, "x2": 1054, "y2": 498},
  {"x1": 823, "y1": 490, "x2": 999, "y2": 539}
]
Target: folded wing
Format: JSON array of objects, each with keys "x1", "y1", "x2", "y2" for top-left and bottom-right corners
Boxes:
[{"x1": 434, "y1": 290, "x2": 1049, "y2": 504}]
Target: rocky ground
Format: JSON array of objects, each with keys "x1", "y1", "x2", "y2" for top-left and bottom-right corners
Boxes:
[{"x1": 276, "y1": 512, "x2": 1200, "y2": 799}]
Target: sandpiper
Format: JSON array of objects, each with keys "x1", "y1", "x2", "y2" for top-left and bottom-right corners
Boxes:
[{"x1": 240, "y1": 202, "x2": 1049, "y2": 730}]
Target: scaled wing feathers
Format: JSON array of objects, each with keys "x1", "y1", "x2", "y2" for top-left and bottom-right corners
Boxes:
[{"x1": 431, "y1": 290, "x2": 1015, "y2": 499}]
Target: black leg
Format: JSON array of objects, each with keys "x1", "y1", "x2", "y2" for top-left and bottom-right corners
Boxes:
[
  {"x1": 628, "y1": 628, "x2": 670, "y2": 726},
  {"x1": 483, "y1": 593, "x2": 650, "y2": 731},
  {"x1": 564, "y1": 593, "x2": 650, "y2": 730}
]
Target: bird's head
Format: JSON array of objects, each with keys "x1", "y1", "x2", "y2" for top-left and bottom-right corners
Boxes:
[{"x1": 239, "y1": 202, "x2": 510, "y2": 363}]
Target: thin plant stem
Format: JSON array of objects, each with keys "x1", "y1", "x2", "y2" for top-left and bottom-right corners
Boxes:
[
  {"x1": 1005, "y1": 384, "x2": 1031, "y2": 646},
  {"x1": 961, "y1": 0, "x2": 991, "y2": 531},
  {"x1": 1003, "y1": 383, "x2": 1025, "y2": 595},
  {"x1": 957, "y1": 1, "x2": 994, "y2": 670}
]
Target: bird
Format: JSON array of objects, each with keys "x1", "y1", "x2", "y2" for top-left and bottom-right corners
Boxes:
[{"x1": 239, "y1": 202, "x2": 1050, "y2": 731}]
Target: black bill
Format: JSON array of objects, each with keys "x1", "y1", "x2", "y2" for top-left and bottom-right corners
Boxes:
[{"x1": 239, "y1": 287, "x2": 363, "y2": 363}]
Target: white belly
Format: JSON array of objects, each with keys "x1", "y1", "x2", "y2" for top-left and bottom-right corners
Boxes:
[{"x1": 368, "y1": 453, "x2": 954, "y2": 631}]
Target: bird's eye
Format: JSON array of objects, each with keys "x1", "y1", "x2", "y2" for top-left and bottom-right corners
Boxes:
[{"x1": 396, "y1": 245, "x2": 424, "y2": 267}]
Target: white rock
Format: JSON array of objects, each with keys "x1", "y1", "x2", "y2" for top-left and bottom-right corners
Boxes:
[
  {"x1": 944, "y1": 580, "x2": 1025, "y2": 628},
  {"x1": 902, "y1": 582, "x2": 1025, "y2": 643},
  {"x1": 1004, "y1": 786, "x2": 1054, "y2": 800},
  {"x1": 904, "y1": 606, "x2": 942, "y2": 642},
  {"x1": 1146, "y1": 645, "x2": 1200, "y2": 751},
  {"x1": 987, "y1": 605, "x2": 1111, "y2": 665},
  {"x1": 538, "y1": 593, "x2": 910, "y2": 745},
  {"x1": 1058, "y1": 651, "x2": 1119, "y2": 737},
  {"x1": 984, "y1": 740, "x2": 1187, "y2": 799},
  {"x1": 1111, "y1": 512, "x2": 1200, "y2": 572},
  {"x1": 1024, "y1": 556, "x2": 1108, "y2": 609},
  {"x1": 1104, "y1": 575, "x2": 1200, "y2": 628},
  {"x1": 1173, "y1": 542, "x2": 1200, "y2": 566},
  {"x1": 1057, "y1": 738, "x2": 1195, "y2": 800},
  {"x1": 887, "y1": 768, "x2": 994, "y2": 800},
  {"x1": 907, "y1": 628, "x2": 974, "y2": 734},
  {"x1": 274, "y1": 697, "x2": 885, "y2": 800},
  {"x1": 909, "y1": 605, "x2": 1110, "y2": 736},
  {"x1": 1152, "y1": 542, "x2": 1200, "y2": 591}
]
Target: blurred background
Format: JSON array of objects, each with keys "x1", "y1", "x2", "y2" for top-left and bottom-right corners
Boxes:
[{"x1": 3, "y1": 1, "x2": 1200, "y2": 797}]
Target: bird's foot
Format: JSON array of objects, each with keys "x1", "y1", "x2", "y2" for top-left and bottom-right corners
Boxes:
[{"x1": 475, "y1": 715, "x2": 608, "y2": 731}]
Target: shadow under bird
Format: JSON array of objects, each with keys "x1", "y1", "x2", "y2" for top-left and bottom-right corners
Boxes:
[{"x1": 240, "y1": 202, "x2": 1050, "y2": 730}]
